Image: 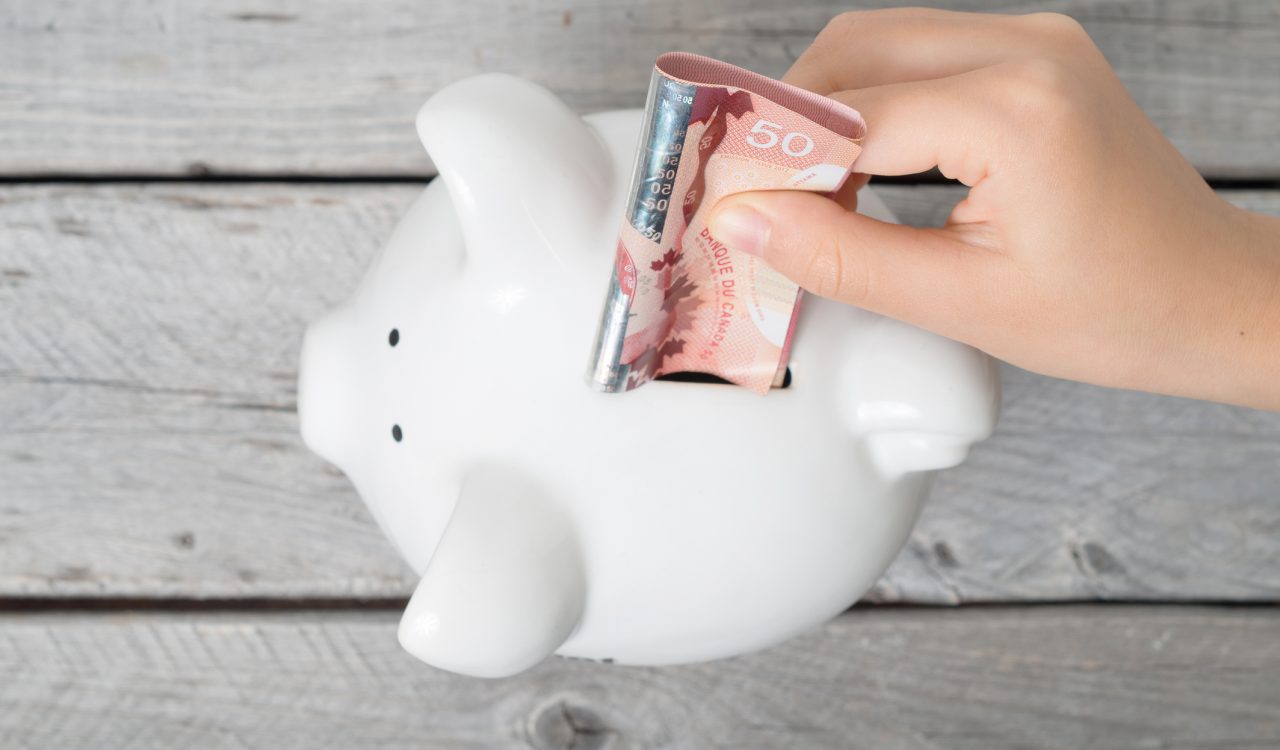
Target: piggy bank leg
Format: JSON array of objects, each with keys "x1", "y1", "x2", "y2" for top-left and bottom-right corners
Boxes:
[{"x1": 397, "y1": 467, "x2": 585, "y2": 678}]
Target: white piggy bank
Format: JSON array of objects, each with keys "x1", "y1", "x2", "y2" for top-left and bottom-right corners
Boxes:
[{"x1": 298, "y1": 74, "x2": 1000, "y2": 678}]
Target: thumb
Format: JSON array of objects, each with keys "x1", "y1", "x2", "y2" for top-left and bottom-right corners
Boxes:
[{"x1": 706, "y1": 190, "x2": 993, "y2": 333}]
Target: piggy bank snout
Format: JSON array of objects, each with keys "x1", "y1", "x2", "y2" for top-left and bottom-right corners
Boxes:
[{"x1": 298, "y1": 311, "x2": 358, "y2": 469}]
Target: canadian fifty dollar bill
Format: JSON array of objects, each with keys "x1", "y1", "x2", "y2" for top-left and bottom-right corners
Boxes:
[{"x1": 587, "y1": 52, "x2": 866, "y2": 394}]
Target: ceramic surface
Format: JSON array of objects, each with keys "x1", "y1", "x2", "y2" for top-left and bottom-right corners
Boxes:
[{"x1": 298, "y1": 73, "x2": 1000, "y2": 678}]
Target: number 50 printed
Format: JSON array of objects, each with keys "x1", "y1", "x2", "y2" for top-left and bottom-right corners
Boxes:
[{"x1": 745, "y1": 119, "x2": 815, "y2": 158}]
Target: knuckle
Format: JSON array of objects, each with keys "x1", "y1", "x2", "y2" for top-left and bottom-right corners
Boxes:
[
  {"x1": 996, "y1": 58, "x2": 1079, "y2": 130},
  {"x1": 1023, "y1": 12, "x2": 1099, "y2": 59},
  {"x1": 822, "y1": 7, "x2": 946, "y2": 40},
  {"x1": 800, "y1": 11, "x2": 869, "y2": 89},
  {"x1": 1024, "y1": 11, "x2": 1089, "y2": 42},
  {"x1": 823, "y1": 10, "x2": 862, "y2": 35},
  {"x1": 799, "y1": 228, "x2": 869, "y2": 306},
  {"x1": 815, "y1": 10, "x2": 864, "y2": 48}
]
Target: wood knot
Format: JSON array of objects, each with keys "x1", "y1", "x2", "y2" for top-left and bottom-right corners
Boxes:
[
  {"x1": 529, "y1": 698, "x2": 615, "y2": 750},
  {"x1": 1072, "y1": 541, "x2": 1124, "y2": 576}
]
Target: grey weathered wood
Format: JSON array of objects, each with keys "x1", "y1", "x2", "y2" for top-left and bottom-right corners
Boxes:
[
  {"x1": 2, "y1": 184, "x2": 1279, "y2": 601},
  {"x1": 1, "y1": 1, "x2": 1277, "y2": 177},
  {"x1": 0, "y1": 606, "x2": 1277, "y2": 749},
  {"x1": 0, "y1": 185, "x2": 414, "y2": 598}
]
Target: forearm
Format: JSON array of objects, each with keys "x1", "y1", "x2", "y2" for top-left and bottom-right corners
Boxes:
[
  {"x1": 1187, "y1": 205, "x2": 1280, "y2": 410},
  {"x1": 1228, "y1": 209, "x2": 1280, "y2": 410}
]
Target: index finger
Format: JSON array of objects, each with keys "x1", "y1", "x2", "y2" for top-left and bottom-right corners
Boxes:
[
  {"x1": 825, "y1": 67, "x2": 1014, "y2": 182},
  {"x1": 784, "y1": 9, "x2": 1088, "y2": 94}
]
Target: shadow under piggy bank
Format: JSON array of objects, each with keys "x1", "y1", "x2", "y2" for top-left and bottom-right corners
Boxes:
[{"x1": 297, "y1": 73, "x2": 1000, "y2": 679}]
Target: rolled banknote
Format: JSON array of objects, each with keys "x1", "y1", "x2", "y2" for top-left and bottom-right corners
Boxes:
[{"x1": 587, "y1": 52, "x2": 866, "y2": 394}]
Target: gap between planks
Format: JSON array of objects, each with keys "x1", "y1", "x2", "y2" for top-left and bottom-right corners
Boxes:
[
  {"x1": 4, "y1": 182, "x2": 1279, "y2": 604},
  {"x1": 0, "y1": 173, "x2": 1278, "y2": 190},
  {"x1": 2, "y1": 604, "x2": 1278, "y2": 750},
  {"x1": 1, "y1": 599, "x2": 1277, "y2": 614}
]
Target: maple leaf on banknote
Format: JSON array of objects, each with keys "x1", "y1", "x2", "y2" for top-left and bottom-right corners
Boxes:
[
  {"x1": 658, "y1": 338, "x2": 686, "y2": 360},
  {"x1": 626, "y1": 271, "x2": 702, "y2": 386},
  {"x1": 660, "y1": 272, "x2": 698, "y2": 316},
  {"x1": 588, "y1": 52, "x2": 865, "y2": 394},
  {"x1": 626, "y1": 347, "x2": 659, "y2": 388},
  {"x1": 666, "y1": 281, "x2": 701, "y2": 346},
  {"x1": 649, "y1": 249, "x2": 681, "y2": 272}
]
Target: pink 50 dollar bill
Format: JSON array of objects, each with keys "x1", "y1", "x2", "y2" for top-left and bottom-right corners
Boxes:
[{"x1": 587, "y1": 52, "x2": 866, "y2": 394}]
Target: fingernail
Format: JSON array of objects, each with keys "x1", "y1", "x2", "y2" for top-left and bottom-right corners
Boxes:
[{"x1": 711, "y1": 204, "x2": 770, "y2": 258}]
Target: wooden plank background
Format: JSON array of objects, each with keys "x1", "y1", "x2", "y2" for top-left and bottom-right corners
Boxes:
[
  {"x1": 3, "y1": 606, "x2": 1278, "y2": 749},
  {"x1": 2, "y1": 0, "x2": 1278, "y2": 745},
  {"x1": 0, "y1": 0, "x2": 1277, "y2": 177},
  {"x1": 4, "y1": 184, "x2": 1280, "y2": 603}
]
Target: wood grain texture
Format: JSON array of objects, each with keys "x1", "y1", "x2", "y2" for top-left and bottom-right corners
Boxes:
[
  {"x1": 2, "y1": 184, "x2": 1279, "y2": 601},
  {"x1": 2, "y1": 0, "x2": 1278, "y2": 177},
  {"x1": 1, "y1": 606, "x2": 1277, "y2": 749}
]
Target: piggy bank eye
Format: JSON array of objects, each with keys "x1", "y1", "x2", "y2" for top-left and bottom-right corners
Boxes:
[{"x1": 388, "y1": 330, "x2": 402, "y2": 442}]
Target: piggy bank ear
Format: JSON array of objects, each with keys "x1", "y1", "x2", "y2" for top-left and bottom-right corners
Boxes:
[
  {"x1": 839, "y1": 312, "x2": 1001, "y2": 479},
  {"x1": 397, "y1": 466, "x2": 586, "y2": 678},
  {"x1": 416, "y1": 74, "x2": 614, "y2": 268}
]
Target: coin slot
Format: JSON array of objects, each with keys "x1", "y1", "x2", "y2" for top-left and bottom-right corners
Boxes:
[{"x1": 656, "y1": 368, "x2": 792, "y2": 389}]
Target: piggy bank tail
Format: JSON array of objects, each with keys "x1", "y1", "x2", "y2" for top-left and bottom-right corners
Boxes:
[{"x1": 397, "y1": 467, "x2": 586, "y2": 678}]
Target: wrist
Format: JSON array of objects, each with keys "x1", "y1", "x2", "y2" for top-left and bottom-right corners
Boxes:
[{"x1": 1208, "y1": 205, "x2": 1280, "y2": 410}]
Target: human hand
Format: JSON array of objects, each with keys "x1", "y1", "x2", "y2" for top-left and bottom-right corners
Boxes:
[{"x1": 707, "y1": 9, "x2": 1280, "y2": 410}]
